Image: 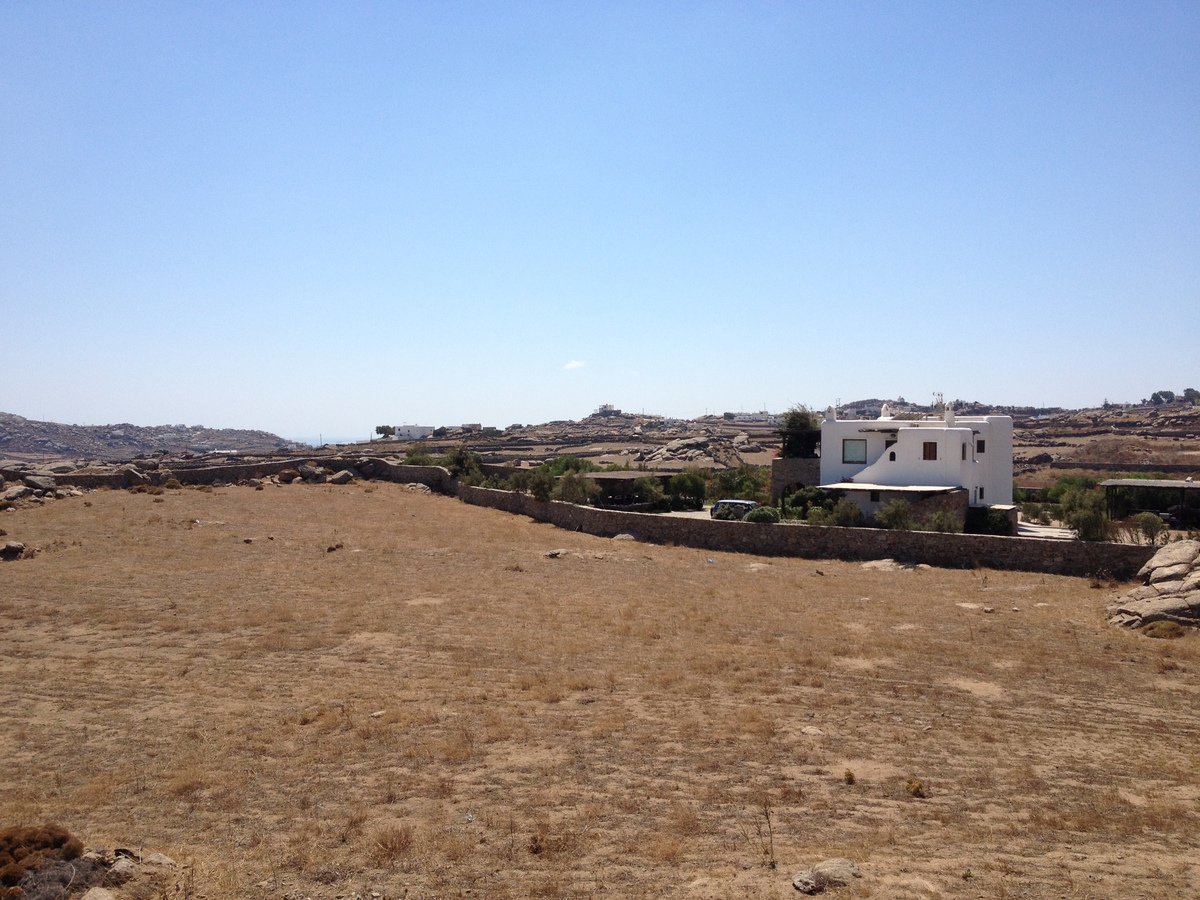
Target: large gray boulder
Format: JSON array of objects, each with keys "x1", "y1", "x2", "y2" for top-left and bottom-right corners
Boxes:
[
  {"x1": 23, "y1": 474, "x2": 56, "y2": 492},
  {"x1": 793, "y1": 858, "x2": 862, "y2": 893},
  {"x1": 1110, "y1": 541, "x2": 1200, "y2": 631}
]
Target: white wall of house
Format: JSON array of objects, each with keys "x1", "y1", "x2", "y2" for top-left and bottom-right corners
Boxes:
[
  {"x1": 819, "y1": 408, "x2": 1013, "y2": 506},
  {"x1": 395, "y1": 425, "x2": 435, "y2": 439}
]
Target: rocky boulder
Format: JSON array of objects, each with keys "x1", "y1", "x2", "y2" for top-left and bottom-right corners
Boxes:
[
  {"x1": 23, "y1": 474, "x2": 56, "y2": 492},
  {"x1": 1108, "y1": 541, "x2": 1200, "y2": 630},
  {"x1": 793, "y1": 858, "x2": 862, "y2": 893}
]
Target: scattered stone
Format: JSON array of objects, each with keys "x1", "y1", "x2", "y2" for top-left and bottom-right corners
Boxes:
[
  {"x1": 329, "y1": 469, "x2": 355, "y2": 485},
  {"x1": 278, "y1": 469, "x2": 300, "y2": 484},
  {"x1": 3, "y1": 485, "x2": 32, "y2": 501},
  {"x1": 2, "y1": 541, "x2": 26, "y2": 561},
  {"x1": 405, "y1": 482, "x2": 431, "y2": 493},
  {"x1": 141, "y1": 851, "x2": 176, "y2": 867},
  {"x1": 792, "y1": 857, "x2": 862, "y2": 893},
  {"x1": 983, "y1": 607, "x2": 995, "y2": 614},
  {"x1": 800, "y1": 726, "x2": 825, "y2": 736},
  {"x1": 612, "y1": 533, "x2": 637, "y2": 541},
  {"x1": 106, "y1": 856, "x2": 138, "y2": 883},
  {"x1": 545, "y1": 549, "x2": 568, "y2": 558}
]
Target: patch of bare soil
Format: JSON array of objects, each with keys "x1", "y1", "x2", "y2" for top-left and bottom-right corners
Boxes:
[{"x1": 2, "y1": 483, "x2": 1199, "y2": 898}]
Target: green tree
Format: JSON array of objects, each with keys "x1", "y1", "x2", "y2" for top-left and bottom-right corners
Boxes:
[
  {"x1": 375, "y1": 425, "x2": 396, "y2": 438},
  {"x1": 439, "y1": 445, "x2": 483, "y2": 479},
  {"x1": 777, "y1": 404, "x2": 821, "y2": 458},
  {"x1": 1132, "y1": 511, "x2": 1167, "y2": 545},
  {"x1": 1060, "y1": 486, "x2": 1110, "y2": 541},
  {"x1": 632, "y1": 476, "x2": 666, "y2": 505},
  {"x1": 529, "y1": 468, "x2": 555, "y2": 501},
  {"x1": 1184, "y1": 387, "x2": 1200, "y2": 404},
  {"x1": 404, "y1": 449, "x2": 435, "y2": 466},
  {"x1": 554, "y1": 471, "x2": 600, "y2": 505},
  {"x1": 545, "y1": 455, "x2": 598, "y2": 476},
  {"x1": 668, "y1": 470, "x2": 706, "y2": 510}
]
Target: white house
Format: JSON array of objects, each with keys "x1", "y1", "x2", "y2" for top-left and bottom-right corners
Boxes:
[{"x1": 819, "y1": 404, "x2": 1013, "y2": 517}]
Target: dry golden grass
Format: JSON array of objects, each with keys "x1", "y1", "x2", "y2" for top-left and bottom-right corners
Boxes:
[{"x1": 2, "y1": 482, "x2": 1200, "y2": 898}]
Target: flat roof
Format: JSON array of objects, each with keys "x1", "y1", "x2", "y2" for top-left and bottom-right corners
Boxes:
[
  {"x1": 820, "y1": 482, "x2": 962, "y2": 494},
  {"x1": 1100, "y1": 478, "x2": 1200, "y2": 490}
]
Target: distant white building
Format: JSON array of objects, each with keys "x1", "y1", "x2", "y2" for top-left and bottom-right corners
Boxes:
[
  {"x1": 819, "y1": 404, "x2": 1013, "y2": 516},
  {"x1": 395, "y1": 425, "x2": 435, "y2": 439}
]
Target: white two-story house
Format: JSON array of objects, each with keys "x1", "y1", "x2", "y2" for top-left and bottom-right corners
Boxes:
[{"x1": 819, "y1": 405, "x2": 1013, "y2": 519}]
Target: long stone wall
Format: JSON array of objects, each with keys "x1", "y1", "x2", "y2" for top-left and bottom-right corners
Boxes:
[{"x1": 453, "y1": 483, "x2": 1153, "y2": 579}]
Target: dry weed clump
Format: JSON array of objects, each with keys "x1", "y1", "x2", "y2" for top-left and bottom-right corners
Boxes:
[{"x1": 0, "y1": 824, "x2": 87, "y2": 898}]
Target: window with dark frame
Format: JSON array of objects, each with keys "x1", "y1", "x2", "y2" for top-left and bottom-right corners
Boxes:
[
  {"x1": 870, "y1": 491, "x2": 880, "y2": 502},
  {"x1": 842, "y1": 439, "x2": 867, "y2": 464},
  {"x1": 961, "y1": 444, "x2": 967, "y2": 460},
  {"x1": 979, "y1": 486, "x2": 985, "y2": 500},
  {"x1": 977, "y1": 439, "x2": 986, "y2": 454},
  {"x1": 923, "y1": 441, "x2": 937, "y2": 461}
]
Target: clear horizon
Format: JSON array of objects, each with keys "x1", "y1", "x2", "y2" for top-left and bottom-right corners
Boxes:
[{"x1": 3, "y1": 3, "x2": 1197, "y2": 437}]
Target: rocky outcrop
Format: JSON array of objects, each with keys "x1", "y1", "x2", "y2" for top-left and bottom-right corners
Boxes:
[
  {"x1": 1108, "y1": 541, "x2": 1200, "y2": 629},
  {"x1": 792, "y1": 857, "x2": 862, "y2": 893}
]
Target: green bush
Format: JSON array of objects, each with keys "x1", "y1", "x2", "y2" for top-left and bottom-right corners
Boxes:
[
  {"x1": 805, "y1": 507, "x2": 831, "y2": 526},
  {"x1": 545, "y1": 455, "x2": 598, "y2": 476},
  {"x1": 711, "y1": 465, "x2": 769, "y2": 503},
  {"x1": 712, "y1": 503, "x2": 748, "y2": 521},
  {"x1": 1132, "y1": 511, "x2": 1167, "y2": 545},
  {"x1": 438, "y1": 445, "x2": 482, "y2": 479},
  {"x1": 554, "y1": 471, "x2": 600, "y2": 505},
  {"x1": 743, "y1": 505, "x2": 781, "y2": 524},
  {"x1": 964, "y1": 506, "x2": 1017, "y2": 536},
  {"x1": 874, "y1": 500, "x2": 913, "y2": 531},
  {"x1": 925, "y1": 510, "x2": 961, "y2": 533},
  {"x1": 777, "y1": 405, "x2": 821, "y2": 458},
  {"x1": 404, "y1": 449, "x2": 435, "y2": 466},
  {"x1": 1059, "y1": 485, "x2": 1110, "y2": 541},
  {"x1": 529, "y1": 468, "x2": 555, "y2": 502},
  {"x1": 668, "y1": 470, "x2": 706, "y2": 510},
  {"x1": 632, "y1": 476, "x2": 666, "y2": 505},
  {"x1": 831, "y1": 499, "x2": 863, "y2": 527}
]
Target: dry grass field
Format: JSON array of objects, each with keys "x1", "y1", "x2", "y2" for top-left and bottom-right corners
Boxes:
[{"x1": 3, "y1": 482, "x2": 1200, "y2": 899}]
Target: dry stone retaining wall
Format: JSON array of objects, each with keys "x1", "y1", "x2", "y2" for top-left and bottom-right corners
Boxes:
[{"x1": 452, "y1": 483, "x2": 1154, "y2": 579}]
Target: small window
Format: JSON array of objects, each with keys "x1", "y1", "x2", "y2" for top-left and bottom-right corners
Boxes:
[
  {"x1": 870, "y1": 491, "x2": 880, "y2": 502},
  {"x1": 842, "y1": 439, "x2": 867, "y2": 464},
  {"x1": 977, "y1": 439, "x2": 986, "y2": 454},
  {"x1": 888, "y1": 451, "x2": 896, "y2": 461},
  {"x1": 923, "y1": 441, "x2": 938, "y2": 461},
  {"x1": 979, "y1": 486, "x2": 985, "y2": 500},
  {"x1": 961, "y1": 444, "x2": 967, "y2": 460}
]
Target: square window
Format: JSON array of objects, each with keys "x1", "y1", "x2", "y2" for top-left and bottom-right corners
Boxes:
[
  {"x1": 977, "y1": 439, "x2": 986, "y2": 454},
  {"x1": 842, "y1": 439, "x2": 867, "y2": 464},
  {"x1": 923, "y1": 441, "x2": 938, "y2": 461},
  {"x1": 870, "y1": 491, "x2": 880, "y2": 502}
]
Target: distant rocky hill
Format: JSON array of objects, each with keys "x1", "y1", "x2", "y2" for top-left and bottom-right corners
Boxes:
[{"x1": 0, "y1": 412, "x2": 297, "y2": 461}]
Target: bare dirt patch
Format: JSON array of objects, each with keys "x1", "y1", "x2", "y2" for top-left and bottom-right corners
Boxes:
[{"x1": 2, "y1": 483, "x2": 1200, "y2": 898}]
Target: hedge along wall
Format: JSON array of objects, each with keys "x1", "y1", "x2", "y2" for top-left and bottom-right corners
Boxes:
[{"x1": 452, "y1": 484, "x2": 1154, "y2": 579}]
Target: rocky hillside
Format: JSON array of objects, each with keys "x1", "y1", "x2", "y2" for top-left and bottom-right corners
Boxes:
[{"x1": 0, "y1": 412, "x2": 296, "y2": 460}]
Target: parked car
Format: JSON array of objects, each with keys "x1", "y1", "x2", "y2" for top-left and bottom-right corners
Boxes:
[{"x1": 710, "y1": 499, "x2": 759, "y2": 520}]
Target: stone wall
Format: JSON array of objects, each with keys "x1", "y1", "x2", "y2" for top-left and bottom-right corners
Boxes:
[
  {"x1": 454, "y1": 484, "x2": 1153, "y2": 579},
  {"x1": 770, "y1": 457, "x2": 822, "y2": 500}
]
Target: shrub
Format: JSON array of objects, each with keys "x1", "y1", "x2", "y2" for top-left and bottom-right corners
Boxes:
[
  {"x1": 668, "y1": 470, "x2": 706, "y2": 510},
  {"x1": 631, "y1": 476, "x2": 666, "y2": 505},
  {"x1": 439, "y1": 445, "x2": 483, "y2": 480},
  {"x1": 777, "y1": 405, "x2": 821, "y2": 458},
  {"x1": 1060, "y1": 486, "x2": 1110, "y2": 541},
  {"x1": 544, "y1": 455, "x2": 597, "y2": 476},
  {"x1": 743, "y1": 505, "x2": 781, "y2": 524},
  {"x1": 1132, "y1": 511, "x2": 1167, "y2": 546},
  {"x1": 874, "y1": 500, "x2": 913, "y2": 531},
  {"x1": 529, "y1": 468, "x2": 555, "y2": 502},
  {"x1": 403, "y1": 450, "x2": 435, "y2": 466},
  {"x1": 831, "y1": 499, "x2": 863, "y2": 527},
  {"x1": 712, "y1": 503, "x2": 748, "y2": 521},
  {"x1": 1142, "y1": 621, "x2": 1185, "y2": 639},
  {"x1": 164, "y1": 478, "x2": 183, "y2": 490},
  {"x1": 925, "y1": 510, "x2": 961, "y2": 533},
  {"x1": 805, "y1": 507, "x2": 831, "y2": 526},
  {"x1": 554, "y1": 472, "x2": 600, "y2": 505}
]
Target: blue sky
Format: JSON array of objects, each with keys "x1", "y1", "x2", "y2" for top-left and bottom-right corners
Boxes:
[{"x1": 2, "y1": 2, "x2": 1197, "y2": 440}]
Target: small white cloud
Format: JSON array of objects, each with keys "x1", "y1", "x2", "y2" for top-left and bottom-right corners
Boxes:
[{"x1": 563, "y1": 360, "x2": 586, "y2": 370}]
